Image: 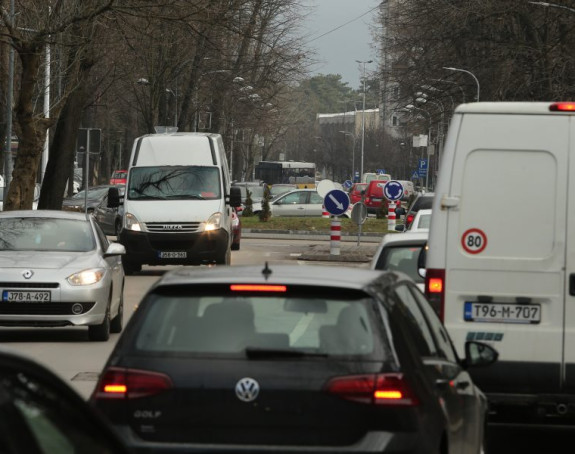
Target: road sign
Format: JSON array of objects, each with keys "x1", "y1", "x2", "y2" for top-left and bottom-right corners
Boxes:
[
  {"x1": 323, "y1": 189, "x2": 350, "y2": 216},
  {"x1": 316, "y1": 179, "x2": 336, "y2": 198},
  {"x1": 411, "y1": 170, "x2": 419, "y2": 180},
  {"x1": 351, "y1": 202, "x2": 367, "y2": 225},
  {"x1": 377, "y1": 168, "x2": 386, "y2": 175},
  {"x1": 383, "y1": 180, "x2": 404, "y2": 201},
  {"x1": 418, "y1": 159, "x2": 428, "y2": 178},
  {"x1": 343, "y1": 180, "x2": 353, "y2": 190}
]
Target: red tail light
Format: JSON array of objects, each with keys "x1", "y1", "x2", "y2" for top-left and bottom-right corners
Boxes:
[
  {"x1": 325, "y1": 373, "x2": 419, "y2": 406},
  {"x1": 405, "y1": 213, "x2": 415, "y2": 227},
  {"x1": 92, "y1": 367, "x2": 173, "y2": 400},
  {"x1": 550, "y1": 102, "x2": 575, "y2": 112},
  {"x1": 425, "y1": 268, "x2": 445, "y2": 320},
  {"x1": 230, "y1": 284, "x2": 287, "y2": 292}
]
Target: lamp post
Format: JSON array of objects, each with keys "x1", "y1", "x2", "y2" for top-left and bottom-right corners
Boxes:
[
  {"x1": 443, "y1": 67, "x2": 480, "y2": 102},
  {"x1": 356, "y1": 59, "x2": 373, "y2": 180},
  {"x1": 529, "y1": 1, "x2": 575, "y2": 13},
  {"x1": 405, "y1": 104, "x2": 432, "y2": 191},
  {"x1": 339, "y1": 130, "x2": 356, "y2": 181}
]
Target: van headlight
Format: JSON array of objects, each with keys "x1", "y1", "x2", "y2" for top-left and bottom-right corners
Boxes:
[
  {"x1": 205, "y1": 212, "x2": 222, "y2": 231},
  {"x1": 125, "y1": 213, "x2": 143, "y2": 231},
  {"x1": 67, "y1": 268, "x2": 105, "y2": 286}
]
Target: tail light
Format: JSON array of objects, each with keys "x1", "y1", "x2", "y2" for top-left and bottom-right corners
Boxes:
[
  {"x1": 92, "y1": 367, "x2": 173, "y2": 400},
  {"x1": 550, "y1": 102, "x2": 575, "y2": 112},
  {"x1": 425, "y1": 268, "x2": 445, "y2": 321},
  {"x1": 325, "y1": 373, "x2": 419, "y2": 406},
  {"x1": 405, "y1": 213, "x2": 415, "y2": 227}
]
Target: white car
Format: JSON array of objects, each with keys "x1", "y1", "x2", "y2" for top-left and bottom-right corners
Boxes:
[
  {"x1": 407, "y1": 208, "x2": 431, "y2": 232},
  {"x1": 370, "y1": 230, "x2": 428, "y2": 292},
  {"x1": 270, "y1": 189, "x2": 351, "y2": 218}
]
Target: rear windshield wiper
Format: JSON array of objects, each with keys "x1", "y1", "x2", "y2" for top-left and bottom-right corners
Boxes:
[{"x1": 245, "y1": 347, "x2": 328, "y2": 359}]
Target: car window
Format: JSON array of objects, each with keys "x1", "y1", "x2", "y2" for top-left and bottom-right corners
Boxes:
[
  {"x1": 130, "y1": 292, "x2": 389, "y2": 357},
  {"x1": 374, "y1": 244, "x2": 423, "y2": 283},
  {"x1": 309, "y1": 192, "x2": 323, "y2": 204},
  {"x1": 393, "y1": 283, "x2": 438, "y2": 357},
  {"x1": 93, "y1": 222, "x2": 109, "y2": 250},
  {"x1": 277, "y1": 191, "x2": 305, "y2": 205}
]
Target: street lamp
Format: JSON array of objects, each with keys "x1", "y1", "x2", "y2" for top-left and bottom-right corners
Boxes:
[
  {"x1": 339, "y1": 130, "x2": 356, "y2": 181},
  {"x1": 529, "y1": 1, "x2": 575, "y2": 13},
  {"x1": 443, "y1": 67, "x2": 480, "y2": 102},
  {"x1": 356, "y1": 59, "x2": 373, "y2": 180}
]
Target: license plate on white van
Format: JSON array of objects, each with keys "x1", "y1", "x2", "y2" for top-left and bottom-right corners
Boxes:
[
  {"x1": 158, "y1": 251, "x2": 187, "y2": 259},
  {"x1": 464, "y1": 302, "x2": 541, "y2": 324}
]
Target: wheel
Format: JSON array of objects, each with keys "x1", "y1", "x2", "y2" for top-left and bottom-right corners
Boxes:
[
  {"x1": 122, "y1": 256, "x2": 142, "y2": 275},
  {"x1": 114, "y1": 218, "x2": 122, "y2": 237},
  {"x1": 110, "y1": 281, "x2": 124, "y2": 334},
  {"x1": 89, "y1": 294, "x2": 111, "y2": 342}
]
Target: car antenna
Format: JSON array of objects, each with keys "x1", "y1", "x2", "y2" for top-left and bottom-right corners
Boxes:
[{"x1": 262, "y1": 262, "x2": 272, "y2": 280}]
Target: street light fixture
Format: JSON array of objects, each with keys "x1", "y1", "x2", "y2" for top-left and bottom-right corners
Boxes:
[
  {"x1": 529, "y1": 1, "x2": 575, "y2": 13},
  {"x1": 356, "y1": 59, "x2": 373, "y2": 180},
  {"x1": 443, "y1": 67, "x2": 480, "y2": 102}
]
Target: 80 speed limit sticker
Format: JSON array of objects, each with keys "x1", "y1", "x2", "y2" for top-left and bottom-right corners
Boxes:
[{"x1": 461, "y1": 228, "x2": 487, "y2": 254}]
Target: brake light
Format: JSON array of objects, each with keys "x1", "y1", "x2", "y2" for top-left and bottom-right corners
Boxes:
[
  {"x1": 230, "y1": 284, "x2": 287, "y2": 292},
  {"x1": 325, "y1": 373, "x2": 419, "y2": 406},
  {"x1": 92, "y1": 367, "x2": 173, "y2": 400},
  {"x1": 550, "y1": 102, "x2": 575, "y2": 112},
  {"x1": 425, "y1": 268, "x2": 445, "y2": 320},
  {"x1": 405, "y1": 213, "x2": 415, "y2": 226}
]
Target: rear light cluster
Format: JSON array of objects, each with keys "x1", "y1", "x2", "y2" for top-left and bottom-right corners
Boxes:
[
  {"x1": 425, "y1": 268, "x2": 445, "y2": 321},
  {"x1": 405, "y1": 213, "x2": 415, "y2": 227},
  {"x1": 550, "y1": 102, "x2": 575, "y2": 112},
  {"x1": 325, "y1": 373, "x2": 419, "y2": 406},
  {"x1": 92, "y1": 367, "x2": 172, "y2": 400}
]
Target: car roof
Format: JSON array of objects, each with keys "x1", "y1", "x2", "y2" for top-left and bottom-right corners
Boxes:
[
  {"x1": 149, "y1": 264, "x2": 395, "y2": 293},
  {"x1": 414, "y1": 209, "x2": 432, "y2": 217},
  {"x1": 377, "y1": 231, "x2": 429, "y2": 246},
  {"x1": 0, "y1": 209, "x2": 91, "y2": 221}
]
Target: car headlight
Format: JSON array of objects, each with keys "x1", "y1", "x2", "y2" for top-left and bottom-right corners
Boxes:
[
  {"x1": 67, "y1": 268, "x2": 105, "y2": 286},
  {"x1": 125, "y1": 212, "x2": 142, "y2": 231},
  {"x1": 204, "y1": 212, "x2": 223, "y2": 231}
]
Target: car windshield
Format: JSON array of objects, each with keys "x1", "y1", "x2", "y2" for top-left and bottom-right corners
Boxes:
[
  {"x1": 132, "y1": 292, "x2": 385, "y2": 358},
  {"x1": 0, "y1": 218, "x2": 96, "y2": 252},
  {"x1": 128, "y1": 166, "x2": 221, "y2": 201},
  {"x1": 237, "y1": 186, "x2": 265, "y2": 201},
  {"x1": 374, "y1": 245, "x2": 424, "y2": 283}
]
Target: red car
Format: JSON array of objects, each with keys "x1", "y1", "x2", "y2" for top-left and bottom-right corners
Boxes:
[
  {"x1": 109, "y1": 170, "x2": 127, "y2": 185},
  {"x1": 349, "y1": 183, "x2": 367, "y2": 204}
]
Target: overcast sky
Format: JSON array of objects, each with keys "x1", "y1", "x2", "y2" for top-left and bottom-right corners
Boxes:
[{"x1": 302, "y1": 0, "x2": 380, "y2": 90}]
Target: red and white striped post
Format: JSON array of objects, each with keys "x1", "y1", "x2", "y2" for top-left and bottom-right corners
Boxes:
[
  {"x1": 330, "y1": 216, "x2": 341, "y2": 256},
  {"x1": 322, "y1": 205, "x2": 330, "y2": 218},
  {"x1": 387, "y1": 201, "x2": 396, "y2": 231}
]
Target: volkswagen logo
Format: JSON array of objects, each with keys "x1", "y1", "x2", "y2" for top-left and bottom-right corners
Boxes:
[
  {"x1": 22, "y1": 270, "x2": 34, "y2": 279},
  {"x1": 235, "y1": 377, "x2": 260, "y2": 402}
]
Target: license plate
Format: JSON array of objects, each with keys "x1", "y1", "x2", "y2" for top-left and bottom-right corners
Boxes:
[
  {"x1": 158, "y1": 251, "x2": 187, "y2": 259},
  {"x1": 2, "y1": 290, "x2": 51, "y2": 302},
  {"x1": 464, "y1": 302, "x2": 541, "y2": 324}
]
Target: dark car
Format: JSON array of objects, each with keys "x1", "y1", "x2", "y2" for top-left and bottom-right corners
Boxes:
[
  {"x1": 93, "y1": 186, "x2": 126, "y2": 236},
  {"x1": 0, "y1": 346, "x2": 130, "y2": 453},
  {"x1": 62, "y1": 185, "x2": 119, "y2": 214},
  {"x1": 91, "y1": 264, "x2": 497, "y2": 453},
  {"x1": 397, "y1": 192, "x2": 435, "y2": 231}
]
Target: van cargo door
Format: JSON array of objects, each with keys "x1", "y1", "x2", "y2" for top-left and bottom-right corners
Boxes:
[{"x1": 443, "y1": 113, "x2": 568, "y2": 395}]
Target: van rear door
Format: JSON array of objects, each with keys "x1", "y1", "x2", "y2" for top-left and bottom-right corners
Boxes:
[{"x1": 442, "y1": 111, "x2": 569, "y2": 394}]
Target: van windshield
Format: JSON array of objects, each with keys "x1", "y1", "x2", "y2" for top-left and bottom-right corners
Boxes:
[{"x1": 128, "y1": 166, "x2": 221, "y2": 201}]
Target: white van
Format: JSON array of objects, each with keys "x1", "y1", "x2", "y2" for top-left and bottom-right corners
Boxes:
[
  {"x1": 112, "y1": 131, "x2": 241, "y2": 274},
  {"x1": 425, "y1": 101, "x2": 575, "y2": 426}
]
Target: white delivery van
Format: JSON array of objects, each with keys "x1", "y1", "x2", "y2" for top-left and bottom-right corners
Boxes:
[
  {"x1": 114, "y1": 131, "x2": 241, "y2": 274},
  {"x1": 425, "y1": 101, "x2": 575, "y2": 426}
]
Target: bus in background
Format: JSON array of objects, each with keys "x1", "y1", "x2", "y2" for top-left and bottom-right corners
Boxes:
[{"x1": 255, "y1": 161, "x2": 316, "y2": 188}]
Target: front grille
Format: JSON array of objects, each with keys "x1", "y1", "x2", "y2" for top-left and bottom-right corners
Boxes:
[
  {"x1": 0, "y1": 282, "x2": 60, "y2": 289},
  {"x1": 145, "y1": 222, "x2": 201, "y2": 233},
  {"x1": 0, "y1": 302, "x2": 95, "y2": 315}
]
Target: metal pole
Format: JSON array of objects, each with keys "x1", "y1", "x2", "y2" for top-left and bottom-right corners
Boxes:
[
  {"x1": 443, "y1": 67, "x2": 480, "y2": 101},
  {"x1": 41, "y1": 39, "x2": 50, "y2": 183},
  {"x1": 4, "y1": 0, "x2": 15, "y2": 196},
  {"x1": 84, "y1": 130, "x2": 90, "y2": 214}
]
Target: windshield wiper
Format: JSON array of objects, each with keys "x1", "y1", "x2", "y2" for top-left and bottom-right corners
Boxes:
[
  {"x1": 131, "y1": 195, "x2": 167, "y2": 200},
  {"x1": 166, "y1": 194, "x2": 205, "y2": 200},
  {"x1": 245, "y1": 347, "x2": 328, "y2": 359}
]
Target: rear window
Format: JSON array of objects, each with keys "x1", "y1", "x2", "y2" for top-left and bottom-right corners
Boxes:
[
  {"x1": 129, "y1": 287, "x2": 390, "y2": 358},
  {"x1": 373, "y1": 244, "x2": 424, "y2": 283},
  {"x1": 411, "y1": 195, "x2": 434, "y2": 211}
]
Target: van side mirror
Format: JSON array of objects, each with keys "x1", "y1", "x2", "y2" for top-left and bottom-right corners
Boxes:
[
  {"x1": 229, "y1": 186, "x2": 242, "y2": 207},
  {"x1": 107, "y1": 187, "x2": 120, "y2": 208},
  {"x1": 417, "y1": 242, "x2": 427, "y2": 278}
]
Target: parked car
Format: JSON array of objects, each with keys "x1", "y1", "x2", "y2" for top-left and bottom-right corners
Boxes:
[
  {"x1": 231, "y1": 207, "x2": 241, "y2": 250},
  {"x1": 401, "y1": 192, "x2": 435, "y2": 230},
  {"x1": 371, "y1": 231, "x2": 429, "y2": 292},
  {"x1": 0, "y1": 210, "x2": 125, "y2": 341},
  {"x1": 232, "y1": 181, "x2": 266, "y2": 215},
  {"x1": 348, "y1": 182, "x2": 367, "y2": 204},
  {"x1": 271, "y1": 188, "x2": 351, "y2": 218},
  {"x1": 93, "y1": 185, "x2": 125, "y2": 236},
  {"x1": 91, "y1": 264, "x2": 497, "y2": 453},
  {"x1": 0, "y1": 346, "x2": 130, "y2": 453},
  {"x1": 109, "y1": 169, "x2": 127, "y2": 185},
  {"x1": 268, "y1": 183, "x2": 297, "y2": 200},
  {"x1": 407, "y1": 208, "x2": 431, "y2": 232},
  {"x1": 62, "y1": 184, "x2": 118, "y2": 214}
]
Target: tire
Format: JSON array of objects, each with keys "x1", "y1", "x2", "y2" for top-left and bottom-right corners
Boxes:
[
  {"x1": 122, "y1": 256, "x2": 142, "y2": 275},
  {"x1": 89, "y1": 295, "x2": 111, "y2": 342},
  {"x1": 110, "y1": 281, "x2": 124, "y2": 334}
]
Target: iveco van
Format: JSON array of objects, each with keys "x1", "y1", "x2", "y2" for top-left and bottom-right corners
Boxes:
[
  {"x1": 425, "y1": 102, "x2": 575, "y2": 426},
  {"x1": 113, "y1": 130, "x2": 241, "y2": 274}
]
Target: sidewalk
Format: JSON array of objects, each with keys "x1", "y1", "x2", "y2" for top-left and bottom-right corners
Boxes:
[{"x1": 242, "y1": 229, "x2": 383, "y2": 263}]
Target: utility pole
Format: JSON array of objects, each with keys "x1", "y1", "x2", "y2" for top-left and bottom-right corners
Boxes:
[{"x1": 356, "y1": 60, "x2": 372, "y2": 180}]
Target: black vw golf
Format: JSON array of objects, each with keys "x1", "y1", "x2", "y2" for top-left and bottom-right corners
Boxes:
[{"x1": 91, "y1": 264, "x2": 497, "y2": 453}]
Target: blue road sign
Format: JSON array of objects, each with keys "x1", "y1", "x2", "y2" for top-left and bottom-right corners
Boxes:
[
  {"x1": 343, "y1": 180, "x2": 353, "y2": 190},
  {"x1": 324, "y1": 189, "x2": 350, "y2": 216},
  {"x1": 383, "y1": 180, "x2": 404, "y2": 201},
  {"x1": 418, "y1": 159, "x2": 428, "y2": 177},
  {"x1": 411, "y1": 170, "x2": 419, "y2": 180}
]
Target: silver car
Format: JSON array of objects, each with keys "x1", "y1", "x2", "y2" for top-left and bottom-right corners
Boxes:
[{"x1": 0, "y1": 210, "x2": 126, "y2": 341}]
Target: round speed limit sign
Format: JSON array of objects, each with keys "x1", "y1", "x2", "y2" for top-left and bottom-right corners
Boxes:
[{"x1": 461, "y1": 228, "x2": 487, "y2": 254}]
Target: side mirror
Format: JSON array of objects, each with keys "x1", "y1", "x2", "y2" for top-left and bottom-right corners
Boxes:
[
  {"x1": 463, "y1": 341, "x2": 499, "y2": 368},
  {"x1": 417, "y1": 242, "x2": 427, "y2": 278},
  {"x1": 107, "y1": 187, "x2": 120, "y2": 208},
  {"x1": 229, "y1": 186, "x2": 242, "y2": 207},
  {"x1": 104, "y1": 242, "x2": 125, "y2": 256}
]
